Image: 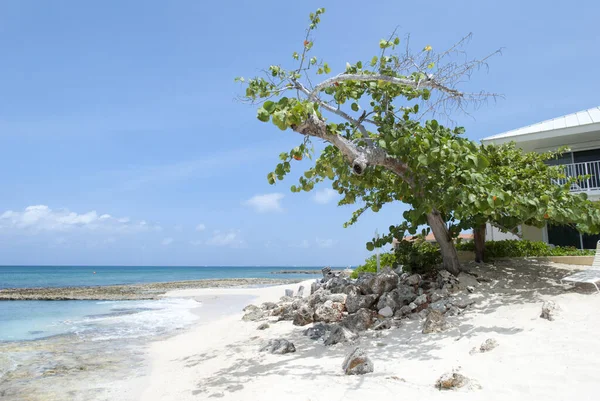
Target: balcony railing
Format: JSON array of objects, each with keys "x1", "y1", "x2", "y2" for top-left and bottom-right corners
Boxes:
[{"x1": 553, "y1": 160, "x2": 600, "y2": 192}]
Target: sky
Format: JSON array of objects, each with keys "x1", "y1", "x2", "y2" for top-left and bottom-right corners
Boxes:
[{"x1": 1, "y1": 0, "x2": 599, "y2": 266}]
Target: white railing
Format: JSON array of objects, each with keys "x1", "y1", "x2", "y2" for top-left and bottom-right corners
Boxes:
[{"x1": 553, "y1": 160, "x2": 600, "y2": 192}]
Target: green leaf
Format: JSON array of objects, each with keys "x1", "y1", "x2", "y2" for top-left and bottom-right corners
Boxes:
[
  {"x1": 418, "y1": 154, "x2": 428, "y2": 166},
  {"x1": 393, "y1": 37, "x2": 400, "y2": 45},
  {"x1": 323, "y1": 63, "x2": 331, "y2": 74},
  {"x1": 257, "y1": 108, "x2": 270, "y2": 122},
  {"x1": 370, "y1": 56, "x2": 378, "y2": 67},
  {"x1": 366, "y1": 242, "x2": 375, "y2": 251},
  {"x1": 351, "y1": 103, "x2": 359, "y2": 112},
  {"x1": 263, "y1": 101, "x2": 276, "y2": 113}
]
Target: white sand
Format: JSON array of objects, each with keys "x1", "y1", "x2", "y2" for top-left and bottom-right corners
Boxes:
[{"x1": 138, "y1": 265, "x2": 600, "y2": 401}]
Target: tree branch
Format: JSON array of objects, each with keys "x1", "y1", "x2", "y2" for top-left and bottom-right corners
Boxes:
[
  {"x1": 308, "y1": 73, "x2": 462, "y2": 102},
  {"x1": 293, "y1": 113, "x2": 413, "y2": 185}
]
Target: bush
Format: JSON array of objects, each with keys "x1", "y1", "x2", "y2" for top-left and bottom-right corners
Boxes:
[
  {"x1": 351, "y1": 239, "x2": 442, "y2": 278},
  {"x1": 394, "y1": 239, "x2": 442, "y2": 274},
  {"x1": 456, "y1": 239, "x2": 594, "y2": 260},
  {"x1": 350, "y1": 252, "x2": 399, "y2": 279}
]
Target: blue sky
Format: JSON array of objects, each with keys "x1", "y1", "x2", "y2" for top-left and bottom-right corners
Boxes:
[{"x1": 1, "y1": 0, "x2": 599, "y2": 266}]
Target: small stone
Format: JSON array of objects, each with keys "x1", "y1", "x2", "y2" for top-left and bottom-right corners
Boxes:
[
  {"x1": 259, "y1": 339, "x2": 296, "y2": 354},
  {"x1": 342, "y1": 347, "x2": 374, "y2": 375},
  {"x1": 429, "y1": 299, "x2": 449, "y2": 313},
  {"x1": 257, "y1": 323, "x2": 270, "y2": 330},
  {"x1": 284, "y1": 289, "x2": 294, "y2": 297},
  {"x1": 422, "y1": 310, "x2": 449, "y2": 334},
  {"x1": 398, "y1": 305, "x2": 413, "y2": 316},
  {"x1": 296, "y1": 286, "x2": 305, "y2": 297},
  {"x1": 466, "y1": 286, "x2": 475, "y2": 294},
  {"x1": 436, "y1": 371, "x2": 468, "y2": 390},
  {"x1": 378, "y1": 306, "x2": 394, "y2": 318},
  {"x1": 314, "y1": 303, "x2": 343, "y2": 323},
  {"x1": 414, "y1": 294, "x2": 428, "y2": 306},
  {"x1": 260, "y1": 302, "x2": 278, "y2": 310},
  {"x1": 479, "y1": 338, "x2": 498, "y2": 353},
  {"x1": 408, "y1": 302, "x2": 417, "y2": 310},
  {"x1": 540, "y1": 300, "x2": 560, "y2": 321},
  {"x1": 243, "y1": 304, "x2": 260, "y2": 312},
  {"x1": 324, "y1": 324, "x2": 358, "y2": 346},
  {"x1": 405, "y1": 274, "x2": 421, "y2": 286},
  {"x1": 372, "y1": 319, "x2": 392, "y2": 331},
  {"x1": 327, "y1": 293, "x2": 347, "y2": 304},
  {"x1": 345, "y1": 292, "x2": 378, "y2": 314},
  {"x1": 303, "y1": 322, "x2": 330, "y2": 340},
  {"x1": 430, "y1": 288, "x2": 449, "y2": 303}
]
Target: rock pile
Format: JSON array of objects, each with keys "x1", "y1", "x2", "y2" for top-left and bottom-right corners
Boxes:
[{"x1": 243, "y1": 266, "x2": 478, "y2": 346}]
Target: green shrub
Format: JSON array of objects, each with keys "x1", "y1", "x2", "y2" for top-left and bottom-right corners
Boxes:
[
  {"x1": 351, "y1": 239, "x2": 442, "y2": 278},
  {"x1": 350, "y1": 252, "x2": 399, "y2": 279},
  {"x1": 456, "y1": 239, "x2": 594, "y2": 260},
  {"x1": 394, "y1": 239, "x2": 442, "y2": 274}
]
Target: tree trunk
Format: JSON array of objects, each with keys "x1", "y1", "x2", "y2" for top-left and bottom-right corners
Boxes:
[
  {"x1": 473, "y1": 223, "x2": 486, "y2": 263},
  {"x1": 426, "y1": 210, "x2": 461, "y2": 276}
]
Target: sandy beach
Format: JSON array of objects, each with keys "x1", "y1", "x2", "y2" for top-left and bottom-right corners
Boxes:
[{"x1": 136, "y1": 260, "x2": 600, "y2": 401}]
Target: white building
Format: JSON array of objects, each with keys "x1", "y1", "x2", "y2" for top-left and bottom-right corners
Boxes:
[{"x1": 481, "y1": 106, "x2": 600, "y2": 249}]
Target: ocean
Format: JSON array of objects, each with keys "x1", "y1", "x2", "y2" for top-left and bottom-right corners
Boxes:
[{"x1": 0, "y1": 265, "x2": 325, "y2": 342}]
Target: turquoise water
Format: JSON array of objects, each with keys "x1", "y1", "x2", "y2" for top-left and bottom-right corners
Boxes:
[
  {"x1": 0, "y1": 265, "x2": 325, "y2": 342},
  {"x1": 0, "y1": 265, "x2": 325, "y2": 288}
]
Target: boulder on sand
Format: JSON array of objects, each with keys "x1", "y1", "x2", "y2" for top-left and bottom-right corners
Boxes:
[
  {"x1": 260, "y1": 339, "x2": 296, "y2": 354},
  {"x1": 342, "y1": 347, "x2": 374, "y2": 375}
]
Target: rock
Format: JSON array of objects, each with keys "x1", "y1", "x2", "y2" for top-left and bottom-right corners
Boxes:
[
  {"x1": 479, "y1": 338, "x2": 498, "y2": 353},
  {"x1": 437, "y1": 270, "x2": 459, "y2": 289},
  {"x1": 457, "y1": 272, "x2": 479, "y2": 291},
  {"x1": 396, "y1": 305, "x2": 413, "y2": 317},
  {"x1": 404, "y1": 274, "x2": 421, "y2": 286},
  {"x1": 259, "y1": 339, "x2": 296, "y2": 354},
  {"x1": 260, "y1": 302, "x2": 278, "y2": 310},
  {"x1": 540, "y1": 300, "x2": 560, "y2": 321},
  {"x1": 378, "y1": 306, "x2": 393, "y2": 318},
  {"x1": 393, "y1": 266, "x2": 405, "y2": 276},
  {"x1": 346, "y1": 293, "x2": 378, "y2": 314},
  {"x1": 422, "y1": 310, "x2": 449, "y2": 334},
  {"x1": 291, "y1": 298, "x2": 305, "y2": 310},
  {"x1": 376, "y1": 286, "x2": 415, "y2": 311},
  {"x1": 296, "y1": 286, "x2": 305, "y2": 297},
  {"x1": 466, "y1": 286, "x2": 475, "y2": 294},
  {"x1": 242, "y1": 308, "x2": 265, "y2": 322},
  {"x1": 322, "y1": 266, "x2": 333, "y2": 279},
  {"x1": 293, "y1": 305, "x2": 314, "y2": 326},
  {"x1": 414, "y1": 294, "x2": 428, "y2": 306},
  {"x1": 324, "y1": 324, "x2": 358, "y2": 346},
  {"x1": 408, "y1": 302, "x2": 417, "y2": 310},
  {"x1": 310, "y1": 281, "x2": 319, "y2": 295},
  {"x1": 314, "y1": 302, "x2": 343, "y2": 323},
  {"x1": 370, "y1": 271, "x2": 399, "y2": 295},
  {"x1": 303, "y1": 322, "x2": 330, "y2": 340},
  {"x1": 342, "y1": 347, "x2": 374, "y2": 375},
  {"x1": 429, "y1": 299, "x2": 449, "y2": 313},
  {"x1": 436, "y1": 371, "x2": 468, "y2": 390},
  {"x1": 284, "y1": 289, "x2": 294, "y2": 297},
  {"x1": 279, "y1": 296, "x2": 294, "y2": 303},
  {"x1": 257, "y1": 323, "x2": 270, "y2": 330},
  {"x1": 430, "y1": 288, "x2": 449, "y2": 303},
  {"x1": 451, "y1": 296, "x2": 476, "y2": 309},
  {"x1": 396, "y1": 285, "x2": 418, "y2": 304},
  {"x1": 243, "y1": 304, "x2": 260, "y2": 312},
  {"x1": 271, "y1": 303, "x2": 294, "y2": 320},
  {"x1": 307, "y1": 289, "x2": 331, "y2": 308},
  {"x1": 355, "y1": 273, "x2": 376, "y2": 294},
  {"x1": 327, "y1": 293, "x2": 347, "y2": 304},
  {"x1": 372, "y1": 319, "x2": 392, "y2": 330},
  {"x1": 445, "y1": 305, "x2": 461, "y2": 317},
  {"x1": 325, "y1": 277, "x2": 348, "y2": 293},
  {"x1": 341, "y1": 308, "x2": 374, "y2": 332}
]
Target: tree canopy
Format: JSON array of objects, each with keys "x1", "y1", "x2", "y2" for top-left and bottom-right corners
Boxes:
[{"x1": 237, "y1": 8, "x2": 600, "y2": 274}]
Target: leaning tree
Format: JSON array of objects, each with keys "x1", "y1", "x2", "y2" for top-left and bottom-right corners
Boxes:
[{"x1": 237, "y1": 8, "x2": 600, "y2": 274}]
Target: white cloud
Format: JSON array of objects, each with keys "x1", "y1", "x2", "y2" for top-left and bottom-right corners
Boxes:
[
  {"x1": 161, "y1": 237, "x2": 174, "y2": 246},
  {"x1": 189, "y1": 239, "x2": 204, "y2": 246},
  {"x1": 242, "y1": 193, "x2": 284, "y2": 213},
  {"x1": 195, "y1": 223, "x2": 206, "y2": 232},
  {"x1": 316, "y1": 238, "x2": 336, "y2": 248},
  {"x1": 206, "y1": 229, "x2": 245, "y2": 248},
  {"x1": 313, "y1": 188, "x2": 338, "y2": 204},
  {"x1": 0, "y1": 205, "x2": 159, "y2": 233}
]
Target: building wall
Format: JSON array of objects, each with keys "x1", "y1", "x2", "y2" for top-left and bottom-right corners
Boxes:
[
  {"x1": 485, "y1": 223, "x2": 520, "y2": 241},
  {"x1": 521, "y1": 225, "x2": 545, "y2": 242}
]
